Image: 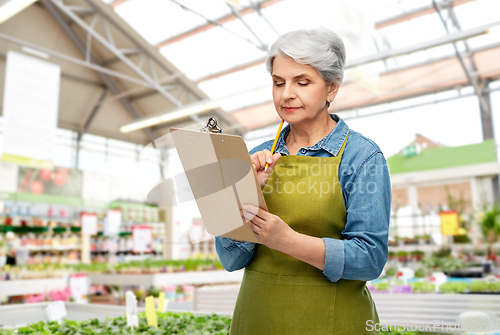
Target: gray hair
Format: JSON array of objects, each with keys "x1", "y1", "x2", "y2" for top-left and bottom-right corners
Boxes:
[{"x1": 266, "y1": 28, "x2": 346, "y2": 85}]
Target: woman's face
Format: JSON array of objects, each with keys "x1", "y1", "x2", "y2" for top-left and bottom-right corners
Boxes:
[{"x1": 272, "y1": 56, "x2": 338, "y2": 125}]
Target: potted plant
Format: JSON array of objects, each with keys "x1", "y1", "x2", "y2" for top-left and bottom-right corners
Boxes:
[
  {"x1": 388, "y1": 251, "x2": 395, "y2": 260},
  {"x1": 410, "y1": 250, "x2": 425, "y2": 261},
  {"x1": 396, "y1": 251, "x2": 408, "y2": 263},
  {"x1": 478, "y1": 205, "x2": 500, "y2": 260}
]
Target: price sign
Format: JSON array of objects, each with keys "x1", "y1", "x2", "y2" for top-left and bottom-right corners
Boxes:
[
  {"x1": 440, "y1": 210, "x2": 459, "y2": 236},
  {"x1": 132, "y1": 226, "x2": 152, "y2": 253},
  {"x1": 81, "y1": 213, "x2": 98, "y2": 235},
  {"x1": 126, "y1": 290, "x2": 139, "y2": 328},
  {"x1": 46, "y1": 301, "x2": 67, "y2": 323},
  {"x1": 145, "y1": 296, "x2": 158, "y2": 327},
  {"x1": 105, "y1": 209, "x2": 121, "y2": 236},
  {"x1": 69, "y1": 274, "x2": 89, "y2": 304},
  {"x1": 430, "y1": 272, "x2": 447, "y2": 292},
  {"x1": 397, "y1": 267, "x2": 414, "y2": 285},
  {"x1": 157, "y1": 292, "x2": 168, "y2": 312}
]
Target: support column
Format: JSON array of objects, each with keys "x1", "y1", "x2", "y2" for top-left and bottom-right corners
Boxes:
[
  {"x1": 480, "y1": 79, "x2": 494, "y2": 140},
  {"x1": 407, "y1": 185, "x2": 420, "y2": 238},
  {"x1": 162, "y1": 206, "x2": 173, "y2": 259}
]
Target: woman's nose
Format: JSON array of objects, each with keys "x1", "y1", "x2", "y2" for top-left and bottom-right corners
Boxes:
[{"x1": 282, "y1": 84, "x2": 296, "y2": 100}]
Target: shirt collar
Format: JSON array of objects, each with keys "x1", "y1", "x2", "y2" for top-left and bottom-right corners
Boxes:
[{"x1": 274, "y1": 114, "x2": 349, "y2": 157}]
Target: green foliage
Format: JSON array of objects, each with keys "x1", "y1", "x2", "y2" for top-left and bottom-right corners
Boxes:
[
  {"x1": 414, "y1": 268, "x2": 426, "y2": 278},
  {"x1": 411, "y1": 282, "x2": 435, "y2": 293},
  {"x1": 439, "y1": 281, "x2": 469, "y2": 294},
  {"x1": 422, "y1": 255, "x2": 465, "y2": 273},
  {"x1": 385, "y1": 266, "x2": 397, "y2": 277},
  {"x1": 1, "y1": 258, "x2": 224, "y2": 274},
  {"x1": 0, "y1": 312, "x2": 231, "y2": 335},
  {"x1": 381, "y1": 330, "x2": 418, "y2": 335},
  {"x1": 374, "y1": 282, "x2": 391, "y2": 291},
  {"x1": 432, "y1": 247, "x2": 451, "y2": 258},
  {"x1": 478, "y1": 204, "x2": 500, "y2": 238},
  {"x1": 470, "y1": 281, "x2": 500, "y2": 293}
]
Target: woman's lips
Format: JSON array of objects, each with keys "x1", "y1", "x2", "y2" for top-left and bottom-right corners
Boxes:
[{"x1": 283, "y1": 107, "x2": 299, "y2": 112}]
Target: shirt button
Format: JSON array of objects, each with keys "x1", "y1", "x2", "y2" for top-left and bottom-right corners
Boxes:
[{"x1": 300, "y1": 149, "x2": 306, "y2": 154}]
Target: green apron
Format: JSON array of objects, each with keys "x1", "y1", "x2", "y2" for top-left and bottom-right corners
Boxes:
[{"x1": 230, "y1": 134, "x2": 380, "y2": 334}]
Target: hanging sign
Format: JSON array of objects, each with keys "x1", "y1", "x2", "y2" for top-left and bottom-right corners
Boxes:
[
  {"x1": 1, "y1": 51, "x2": 60, "y2": 169},
  {"x1": 440, "y1": 210, "x2": 459, "y2": 236},
  {"x1": 81, "y1": 213, "x2": 98, "y2": 235},
  {"x1": 133, "y1": 225, "x2": 152, "y2": 253},
  {"x1": 105, "y1": 209, "x2": 121, "y2": 236}
]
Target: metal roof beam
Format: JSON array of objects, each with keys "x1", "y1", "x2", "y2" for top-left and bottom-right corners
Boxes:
[
  {"x1": 84, "y1": 0, "x2": 241, "y2": 135},
  {"x1": 78, "y1": 88, "x2": 109, "y2": 142},
  {"x1": 40, "y1": 0, "x2": 157, "y2": 142},
  {"x1": 431, "y1": 0, "x2": 490, "y2": 114},
  {"x1": 50, "y1": 0, "x2": 184, "y2": 108},
  {"x1": 0, "y1": 52, "x2": 104, "y2": 88},
  {"x1": 194, "y1": 21, "x2": 500, "y2": 84},
  {"x1": 227, "y1": 4, "x2": 268, "y2": 51},
  {"x1": 346, "y1": 20, "x2": 500, "y2": 68},
  {"x1": 0, "y1": 32, "x2": 153, "y2": 88},
  {"x1": 375, "y1": 0, "x2": 476, "y2": 29},
  {"x1": 155, "y1": 0, "x2": 283, "y2": 49}
]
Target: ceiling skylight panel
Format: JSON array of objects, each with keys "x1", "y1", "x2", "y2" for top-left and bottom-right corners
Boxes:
[
  {"x1": 398, "y1": 0, "x2": 434, "y2": 13},
  {"x1": 453, "y1": 0, "x2": 500, "y2": 31},
  {"x1": 262, "y1": 0, "x2": 341, "y2": 34},
  {"x1": 220, "y1": 86, "x2": 271, "y2": 112},
  {"x1": 466, "y1": 32, "x2": 500, "y2": 49},
  {"x1": 369, "y1": 0, "x2": 404, "y2": 23},
  {"x1": 222, "y1": 18, "x2": 264, "y2": 49},
  {"x1": 199, "y1": 65, "x2": 270, "y2": 100},
  {"x1": 235, "y1": 12, "x2": 280, "y2": 49},
  {"x1": 424, "y1": 44, "x2": 456, "y2": 59},
  {"x1": 114, "y1": 0, "x2": 206, "y2": 45},
  {"x1": 392, "y1": 50, "x2": 430, "y2": 68},
  {"x1": 181, "y1": 0, "x2": 232, "y2": 21},
  {"x1": 159, "y1": 33, "x2": 218, "y2": 79},
  {"x1": 160, "y1": 25, "x2": 266, "y2": 80}
]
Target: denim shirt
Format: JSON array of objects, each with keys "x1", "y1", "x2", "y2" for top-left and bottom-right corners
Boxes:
[{"x1": 215, "y1": 114, "x2": 391, "y2": 282}]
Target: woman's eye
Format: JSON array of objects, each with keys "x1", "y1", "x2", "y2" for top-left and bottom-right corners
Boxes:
[
  {"x1": 274, "y1": 82, "x2": 285, "y2": 87},
  {"x1": 298, "y1": 82, "x2": 309, "y2": 86}
]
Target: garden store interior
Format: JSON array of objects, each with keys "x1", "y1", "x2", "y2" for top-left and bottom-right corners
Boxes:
[{"x1": 1, "y1": 0, "x2": 500, "y2": 334}]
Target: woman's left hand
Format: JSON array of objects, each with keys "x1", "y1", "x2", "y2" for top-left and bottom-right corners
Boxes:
[{"x1": 241, "y1": 204, "x2": 296, "y2": 251}]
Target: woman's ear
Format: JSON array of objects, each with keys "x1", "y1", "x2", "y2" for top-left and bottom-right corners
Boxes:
[{"x1": 327, "y1": 80, "x2": 340, "y2": 102}]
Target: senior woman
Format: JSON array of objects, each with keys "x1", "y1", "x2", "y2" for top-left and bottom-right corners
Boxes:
[{"x1": 215, "y1": 28, "x2": 391, "y2": 335}]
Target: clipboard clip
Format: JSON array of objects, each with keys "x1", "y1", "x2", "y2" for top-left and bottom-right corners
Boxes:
[{"x1": 200, "y1": 117, "x2": 222, "y2": 134}]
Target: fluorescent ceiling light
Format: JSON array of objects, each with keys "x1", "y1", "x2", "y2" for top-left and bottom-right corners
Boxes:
[
  {"x1": 120, "y1": 86, "x2": 270, "y2": 133},
  {"x1": 0, "y1": 0, "x2": 38, "y2": 24},
  {"x1": 120, "y1": 100, "x2": 221, "y2": 133}
]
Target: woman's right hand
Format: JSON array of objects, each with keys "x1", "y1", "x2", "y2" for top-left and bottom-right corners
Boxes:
[{"x1": 250, "y1": 149, "x2": 281, "y2": 189}]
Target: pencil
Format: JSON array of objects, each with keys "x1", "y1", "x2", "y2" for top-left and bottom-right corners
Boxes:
[{"x1": 265, "y1": 119, "x2": 284, "y2": 171}]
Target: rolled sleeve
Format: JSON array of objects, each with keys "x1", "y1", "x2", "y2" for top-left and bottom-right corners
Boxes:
[
  {"x1": 322, "y1": 237, "x2": 345, "y2": 282},
  {"x1": 215, "y1": 236, "x2": 257, "y2": 272}
]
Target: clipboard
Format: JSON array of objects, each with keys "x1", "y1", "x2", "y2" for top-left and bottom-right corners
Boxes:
[{"x1": 170, "y1": 127, "x2": 265, "y2": 243}]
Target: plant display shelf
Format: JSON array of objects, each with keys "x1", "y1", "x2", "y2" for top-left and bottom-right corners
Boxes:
[
  {"x1": 89, "y1": 269, "x2": 244, "y2": 286},
  {"x1": 0, "y1": 302, "x2": 231, "y2": 330},
  {"x1": 0, "y1": 277, "x2": 67, "y2": 298},
  {"x1": 0, "y1": 302, "x2": 136, "y2": 328}
]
